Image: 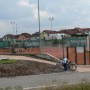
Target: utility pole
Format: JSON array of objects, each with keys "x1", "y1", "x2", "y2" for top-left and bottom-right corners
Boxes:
[
  {"x1": 38, "y1": 0, "x2": 41, "y2": 53},
  {"x1": 10, "y1": 22, "x2": 15, "y2": 54}
]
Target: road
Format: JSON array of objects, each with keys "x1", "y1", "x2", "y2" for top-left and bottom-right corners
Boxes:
[{"x1": 0, "y1": 71, "x2": 90, "y2": 89}]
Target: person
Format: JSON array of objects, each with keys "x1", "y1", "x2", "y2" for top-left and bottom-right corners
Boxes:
[{"x1": 63, "y1": 57, "x2": 69, "y2": 71}]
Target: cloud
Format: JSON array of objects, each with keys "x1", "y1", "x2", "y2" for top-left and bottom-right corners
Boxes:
[
  {"x1": 0, "y1": 0, "x2": 90, "y2": 37},
  {"x1": 18, "y1": 0, "x2": 54, "y2": 20},
  {"x1": 0, "y1": 22, "x2": 5, "y2": 28},
  {"x1": 32, "y1": 8, "x2": 54, "y2": 20},
  {"x1": 19, "y1": 0, "x2": 36, "y2": 8},
  {"x1": 19, "y1": 0, "x2": 30, "y2": 7}
]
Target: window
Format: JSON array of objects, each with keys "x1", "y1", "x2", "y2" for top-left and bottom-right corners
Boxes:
[{"x1": 61, "y1": 35, "x2": 63, "y2": 37}]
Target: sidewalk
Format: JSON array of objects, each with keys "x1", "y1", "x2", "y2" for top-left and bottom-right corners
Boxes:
[{"x1": 77, "y1": 65, "x2": 90, "y2": 72}]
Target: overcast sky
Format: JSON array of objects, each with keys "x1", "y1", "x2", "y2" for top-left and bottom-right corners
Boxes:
[{"x1": 0, "y1": 0, "x2": 90, "y2": 37}]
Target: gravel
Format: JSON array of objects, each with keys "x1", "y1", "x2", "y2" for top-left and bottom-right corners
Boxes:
[{"x1": 0, "y1": 60, "x2": 63, "y2": 77}]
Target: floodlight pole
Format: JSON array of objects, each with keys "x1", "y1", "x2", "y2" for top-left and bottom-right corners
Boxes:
[
  {"x1": 11, "y1": 22, "x2": 15, "y2": 36},
  {"x1": 16, "y1": 24, "x2": 17, "y2": 35},
  {"x1": 49, "y1": 17, "x2": 54, "y2": 30}
]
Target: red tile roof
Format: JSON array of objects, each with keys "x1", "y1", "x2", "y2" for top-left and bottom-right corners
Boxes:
[
  {"x1": 20, "y1": 33, "x2": 31, "y2": 37},
  {"x1": 32, "y1": 32, "x2": 39, "y2": 37},
  {"x1": 59, "y1": 28, "x2": 90, "y2": 35},
  {"x1": 3, "y1": 33, "x2": 31, "y2": 39},
  {"x1": 43, "y1": 30, "x2": 58, "y2": 34},
  {"x1": 3, "y1": 34, "x2": 14, "y2": 39}
]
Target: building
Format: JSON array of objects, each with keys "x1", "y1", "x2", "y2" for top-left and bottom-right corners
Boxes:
[
  {"x1": 2, "y1": 33, "x2": 31, "y2": 47},
  {"x1": 2, "y1": 33, "x2": 31, "y2": 41},
  {"x1": 41, "y1": 30, "x2": 66, "y2": 40},
  {"x1": 31, "y1": 32, "x2": 40, "y2": 40},
  {"x1": 18, "y1": 33, "x2": 31, "y2": 40},
  {"x1": 59, "y1": 28, "x2": 90, "y2": 36},
  {"x1": 2, "y1": 34, "x2": 14, "y2": 41}
]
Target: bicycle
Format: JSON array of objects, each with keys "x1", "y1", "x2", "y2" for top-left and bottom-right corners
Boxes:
[
  {"x1": 67, "y1": 61, "x2": 77, "y2": 71},
  {"x1": 56, "y1": 60, "x2": 77, "y2": 71}
]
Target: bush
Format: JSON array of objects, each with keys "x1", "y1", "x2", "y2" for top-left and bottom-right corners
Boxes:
[{"x1": 53, "y1": 39, "x2": 59, "y2": 44}]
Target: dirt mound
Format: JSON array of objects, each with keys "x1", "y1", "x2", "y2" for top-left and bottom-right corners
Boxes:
[{"x1": 0, "y1": 60, "x2": 63, "y2": 77}]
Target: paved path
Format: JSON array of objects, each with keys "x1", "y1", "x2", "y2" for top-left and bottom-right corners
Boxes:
[
  {"x1": 0, "y1": 71, "x2": 90, "y2": 89},
  {"x1": 0, "y1": 55, "x2": 56, "y2": 65},
  {"x1": 77, "y1": 65, "x2": 90, "y2": 72}
]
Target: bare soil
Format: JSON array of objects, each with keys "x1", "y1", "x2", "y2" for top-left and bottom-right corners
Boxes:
[{"x1": 0, "y1": 60, "x2": 63, "y2": 78}]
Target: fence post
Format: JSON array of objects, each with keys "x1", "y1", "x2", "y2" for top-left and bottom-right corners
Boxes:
[
  {"x1": 66, "y1": 47, "x2": 69, "y2": 59},
  {"x1": 84, "y1": 46, "x2": 86, "y2": 65},
  {"x1": 75, "y1": 47, "x2": 77, "y2": 64}
]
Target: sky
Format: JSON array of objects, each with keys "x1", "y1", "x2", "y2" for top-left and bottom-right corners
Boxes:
[{"x1": 0, "y1": 0, "x2": 90, "y2": 37}]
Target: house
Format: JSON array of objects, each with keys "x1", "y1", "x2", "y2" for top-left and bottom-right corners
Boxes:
[
  {"x1": 2, "y1": 33, "x2": 31, "y2": 47},
  {"x1": 18, "y1": 33, "x2": 31, "y2": 40},
  {"x1": 31, "y1": 32, "x2": 40, "y2": 40},
  {"x1": 41, "y1": 30, "x2": 66, "y2": 40},
  {"x1": 59, "y1": 28, "x2": 90, "y2": 36},
  {"x1": 2, "y1": 34, "x2": 14, "y2": 41},
  {"x1": 41, "y1": 30, "x2": 57, "y2": 40},
  {"x1": 3, "y1": 33, "x2": 31, "y2": 41}
]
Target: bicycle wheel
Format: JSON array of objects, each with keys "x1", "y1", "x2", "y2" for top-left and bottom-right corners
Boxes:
[{"x1": 69, "y1": 64, "x2": 77, "y2": 71}]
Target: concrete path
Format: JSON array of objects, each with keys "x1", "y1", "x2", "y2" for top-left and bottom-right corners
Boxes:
[
  {"x1": 0, "y1": 71, "x2": 90, "y2": 89},
  {"x1": 0, "y1": 55, "x2": 56, "y2": 65},
  {"x1": 77, "y1": 65, "x2": 90, "y2": 72}
]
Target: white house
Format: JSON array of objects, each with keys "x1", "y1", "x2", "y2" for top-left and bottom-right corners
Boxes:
[{"x1": 41, "y1": 30, "x2": 66, "y2": 40}]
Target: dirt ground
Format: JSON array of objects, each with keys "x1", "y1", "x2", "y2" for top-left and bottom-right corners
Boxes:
[{"x1": 0, "y1": 60, "x2": 63, "y2": 78}]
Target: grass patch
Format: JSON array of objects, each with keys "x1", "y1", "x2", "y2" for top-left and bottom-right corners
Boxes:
[
  {"x1": 41, "y1": 83, "x2": 90, "y2": 90},
  {"x1": 0, "y1": 59, "x2": 17, "y2": 64},
  {"x1": 1, "y1": 83, "x2": 90, "y2": 90}
]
